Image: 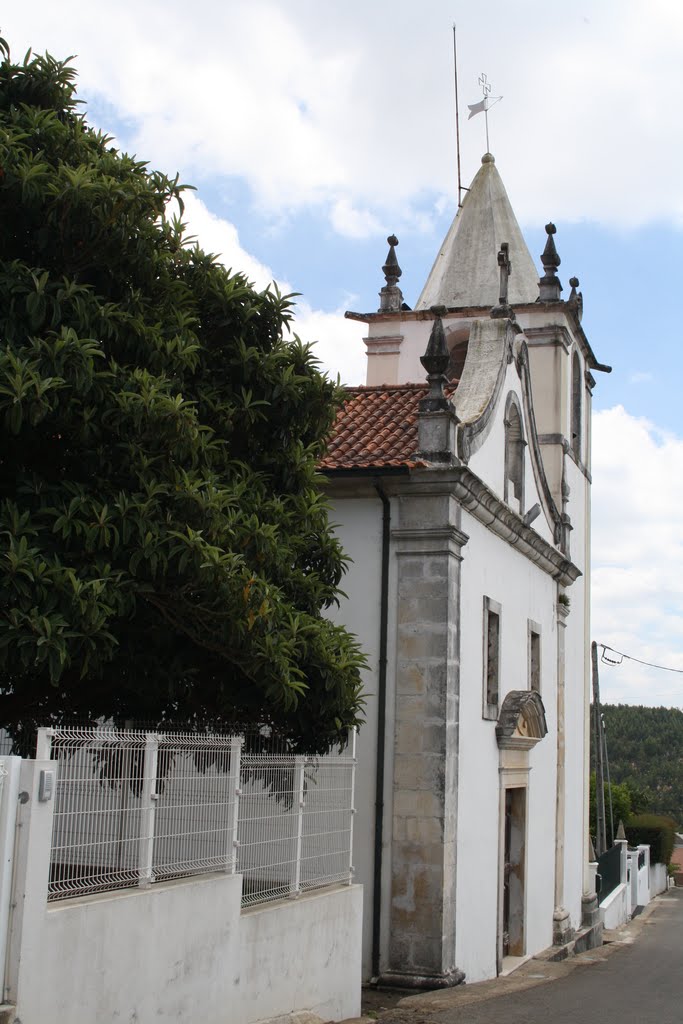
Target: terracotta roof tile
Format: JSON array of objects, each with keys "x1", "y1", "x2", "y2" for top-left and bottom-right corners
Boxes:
[{"x1": 320, "y1": 383, "x2": 457, "y2": 471}]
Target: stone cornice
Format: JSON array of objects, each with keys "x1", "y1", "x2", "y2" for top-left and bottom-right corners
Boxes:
[
  {"x1": 524, "y1": 324, "x2": 573, "y2": 352},
  {"x1": 392, "y1": 524, "x2": 469, "y2": 557},
  {"x1": 345, "y1": 302, "x2": 608, "y2": 374},
  {"x1": 364, "y1": 334, "x2": 403, "y2": 355},
  {"x1": 323, "y1": 466, "x2": 580, "y2": 585},
  {"x1": 408, "y1": 467, "x2": 580, "y2": 585}
]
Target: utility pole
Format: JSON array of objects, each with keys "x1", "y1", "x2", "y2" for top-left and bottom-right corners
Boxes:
[
  {"x1": 591, "y1": 641, "x2": 607, "y2": 856},
  {"x1": 602, "y1": 713, "x2": 614, "y2": 844}
]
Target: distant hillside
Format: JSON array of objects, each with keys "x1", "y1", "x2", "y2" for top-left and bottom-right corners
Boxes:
[{"x1": 599, "y1": 704, "x2": 683, "y2": 829}]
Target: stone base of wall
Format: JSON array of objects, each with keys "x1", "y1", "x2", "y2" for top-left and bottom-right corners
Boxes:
[{"x1": 377, "y1": 967, "x2": 465, "y2": 990}]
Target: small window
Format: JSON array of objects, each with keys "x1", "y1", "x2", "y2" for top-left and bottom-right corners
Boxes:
[
  {"x1": 504, "y1": 395, "x2": 525, "y2": 513},
  {"x1": 528, "y1": 621, "x2": 541, "y2": 693},
  {"x1": 483, "y1": 597, "x2": 502, "y2": 719},
  {"x1": 571, "y1": 351, "x2": 582, "y2": 460}
]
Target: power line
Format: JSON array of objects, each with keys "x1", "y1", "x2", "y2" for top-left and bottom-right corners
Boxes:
[{"x1": 596, "y1": 642, "x2": 683, "y2": 675}]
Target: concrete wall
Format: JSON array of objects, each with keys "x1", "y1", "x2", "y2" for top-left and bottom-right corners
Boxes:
[
  {"x1": 651, "y1": 861, "x2": 668, "y2": 898},
  {"x1": 9, "y1": 761, "x2": 363, "y2": 1024},
  {"x1": 240, "y1": 885, "x2": 362, "y2": 1024},
  {"x1": 600, "y1": 882, "x2": 629, "y2": 930}
]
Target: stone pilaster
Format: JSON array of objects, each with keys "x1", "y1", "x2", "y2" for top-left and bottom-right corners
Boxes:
[
  {"x1": 381, "y1": 487, "x2": 467, "y2": 988},
  {"x1": 553, "y1": 597, "x2": 574, "y2": 945}
]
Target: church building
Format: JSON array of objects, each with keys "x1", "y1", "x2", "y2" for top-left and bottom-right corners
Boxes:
[{"x1": 321, "y1": 153, "x2": 609, "y2": 985}]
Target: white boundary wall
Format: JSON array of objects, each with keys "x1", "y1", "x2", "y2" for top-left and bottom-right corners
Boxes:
[
  {"x1": 600, "y1": 882, "x2": 629, "y2": 930},
  {"x1": 7, "y1": 760, "x2": 362, "y2": 1024},
  {"x1": 650, "y1": 861, "x2": 668, "y2": 897}
]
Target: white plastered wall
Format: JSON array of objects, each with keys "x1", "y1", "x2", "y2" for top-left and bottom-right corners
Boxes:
[
  {"x1": 325, "y1": 493, "x2": 398, "y2": 980},
  {"x1": 456, "y1": 513, "x2": 558, "y2": 982}
]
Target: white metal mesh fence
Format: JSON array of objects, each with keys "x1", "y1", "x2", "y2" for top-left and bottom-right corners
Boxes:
[
  {"x1": 41, "y1": 727, "x2": 241, "y2": 901},
  {"x1": 237, "y1": 745, "x2": 356, "y2": 906},
  {"x1": 38, "y1": 726, "x2": 356, "y2": 906}
]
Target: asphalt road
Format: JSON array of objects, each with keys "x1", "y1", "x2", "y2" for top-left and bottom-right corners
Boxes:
[{"x1": 371, "y1": 888, "x2": 683, "y2": 1024}]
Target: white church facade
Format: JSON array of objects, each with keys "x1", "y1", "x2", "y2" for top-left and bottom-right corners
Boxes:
[{"x1": 322, "y1": 153, "x2": 609, "y2": 986}]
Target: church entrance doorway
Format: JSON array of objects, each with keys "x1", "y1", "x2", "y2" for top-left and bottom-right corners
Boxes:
[{"x1": 502, "y1": 786, "x2": 526, "y2": 959}]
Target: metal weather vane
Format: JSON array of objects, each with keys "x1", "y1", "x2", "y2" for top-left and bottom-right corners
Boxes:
[{"x1": 467, "y1": 72, "x2": 503, "y2": 153}]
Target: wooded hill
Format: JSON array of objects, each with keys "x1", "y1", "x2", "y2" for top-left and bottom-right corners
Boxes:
[{"x1": 599, "y1": 704, "x2": 683, "y2": 829}]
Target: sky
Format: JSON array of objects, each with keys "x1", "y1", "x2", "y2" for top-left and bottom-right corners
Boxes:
[{"x1": 6, "y1": 0, "x2": 683, "y2": 708}]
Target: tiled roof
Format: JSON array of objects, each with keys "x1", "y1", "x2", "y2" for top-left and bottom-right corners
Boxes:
[{"x1": 320, "y1": 383, "x2": 457, "y2": 471}]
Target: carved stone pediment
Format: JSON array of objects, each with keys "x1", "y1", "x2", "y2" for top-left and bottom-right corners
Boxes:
[{"x1": 496, "y1": 690, "x2": 548, "y2": 750}]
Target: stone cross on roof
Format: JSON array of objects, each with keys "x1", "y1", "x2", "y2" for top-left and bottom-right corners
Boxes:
[
  {"x1": 498, "y1": 242, "x2": 511, "y2": 304},
  {"x1": 491, "y1": 241, "x2": 514, "y2": 319}
]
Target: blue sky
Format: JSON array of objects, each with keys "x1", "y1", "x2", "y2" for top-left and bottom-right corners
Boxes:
[{"x1": 8, "y1": 0, "x2": 683, "y2": 707}]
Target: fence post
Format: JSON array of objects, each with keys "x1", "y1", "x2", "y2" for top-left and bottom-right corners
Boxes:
[
  {"x1": 289, "y1": 756, "x2": 306, "y2": 898},
  {"x1": 227, "y1": 736, "x2": 242, "y2": 874},
  {"x1": 0, "y1": 757, "x2": 20, "y2": 1001},
  {"x1": 35, "y1": 728, "x2": 54, "y2": 760},
  {"x1": 5, "y1": 759, "x2": 57, "y2": 1005},
  {"x1": 348, "y1": 728, "x2": 357, "y2": 885},
  {"x1": 138, "y1": 733, "x2": 159, "y2": 888}
]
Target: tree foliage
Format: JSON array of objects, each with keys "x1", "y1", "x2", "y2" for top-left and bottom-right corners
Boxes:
[
  {"x1": 589, "y1": 772, "x2": 641, "y2": 848},
  {"x1": 596, "y1": 704, "x2": 683, "y2": 829},
  {"x1": 625, "y1": 814, "x2": 676, "y2": 867},
  {"x1": 0, "y1": 37, "x2": 365, "y2": 751}
]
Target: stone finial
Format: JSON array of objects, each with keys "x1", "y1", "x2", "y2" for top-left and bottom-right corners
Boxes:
[
  {"x1": 383, "y1": 235, "x2": 401, "y2": 285},
  {"x1": 616, "y1": 820, "x2": 627, "y2": 841},
  {"x1": 420, "y1": 307, "x2": 449, "y2": 375},
  {"x1": 538, "y1": 222, "x2": 563, "y2": 302},
  {"x1": 378, "y1": 234, "x2": 404, "y2": 312},
  {"x1": 568, "y1": 275, "x2": 583, "y2": 322},
  {"x1": 419, "y1": 308, "x2": 454, "y2": 414},
  {"x1": 417, "y1": 308, "x2": 459, "y2": 462},
  {"x1": 491, "y1": 241, "x2": 515, "y2": 319}
]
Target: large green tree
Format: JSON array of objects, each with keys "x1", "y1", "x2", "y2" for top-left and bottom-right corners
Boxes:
[{"x1": 0, "y1": 38, "x2": 364, "y2": 751}]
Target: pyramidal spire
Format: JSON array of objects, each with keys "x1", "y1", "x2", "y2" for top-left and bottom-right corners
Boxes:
[{"x1": 416, "y1": 154, "x2": 539, "y2": 310}]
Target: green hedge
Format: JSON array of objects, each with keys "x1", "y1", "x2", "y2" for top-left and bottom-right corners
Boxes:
[{"x1": 625, "y1": 814, "x2": 676, "y2": 865}]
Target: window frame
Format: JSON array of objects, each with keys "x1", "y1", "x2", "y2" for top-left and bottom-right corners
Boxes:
[
  {"x1": 503, "y1": 392, "x2": 526, "y2": 513},
  {"x1": 483, "y1": 596, "x2": 502, "y2": 720},
  {"x1": 528, "y1": 619, "x2": 542, "y2": 694}
]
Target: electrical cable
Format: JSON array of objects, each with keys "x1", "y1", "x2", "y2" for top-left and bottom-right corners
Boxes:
[{"x1": 597, "y1": 643, "x2": 683, "y2": 675}]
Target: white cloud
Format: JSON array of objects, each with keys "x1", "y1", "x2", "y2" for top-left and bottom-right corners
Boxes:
[
  {"x1": 182, "y1": 194, "x2": 365, "y2": 385},
  {"x1": 592, "y1": 406, "x2": 683, "y2": 707},
  {"x1": 629, "y1": 372, "x2": 653, "y2": 384},
  {"x1": 329, "y1": 198, "x2": 382, "y2": 240},
  {"x1": 293, "y1": 303, "x2": 366, "y2": 386},
  {"x1": 7, "y1": 0, "x2": 683, "y2": 233},
  {"x1": 182, "y1": 193, "x2": 275, "y2": 292}
]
